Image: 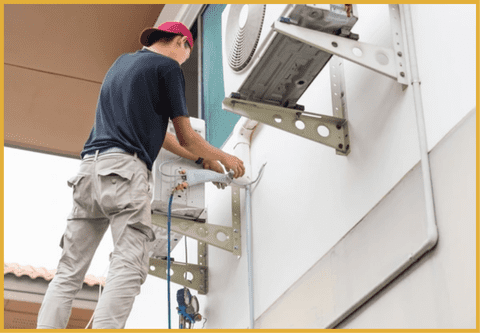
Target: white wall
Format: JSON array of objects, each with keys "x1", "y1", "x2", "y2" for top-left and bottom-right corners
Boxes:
[
  {"x1": 254, "y1": 109, "x2": 476, "y2": 328},
  {"x1": 192, "y1": 4, "x2": 475, "y2": 329}
]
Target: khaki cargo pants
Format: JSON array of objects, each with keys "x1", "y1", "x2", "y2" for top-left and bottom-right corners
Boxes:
[{"x1": 37, "y1": 151, "x2": 156, "y2": 329}]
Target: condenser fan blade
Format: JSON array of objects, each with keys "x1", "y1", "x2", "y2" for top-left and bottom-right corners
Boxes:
[{"x1": 225, "y1": 4, "x2": 266, "y2": 72}]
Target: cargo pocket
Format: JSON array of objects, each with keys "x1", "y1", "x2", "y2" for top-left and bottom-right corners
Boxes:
[
  {"x1": 67, "y1": 174, "x2": 93, "y2": 219},
  {"x1": 97, "y1": 168, "x2": 134, "y2": 215}
]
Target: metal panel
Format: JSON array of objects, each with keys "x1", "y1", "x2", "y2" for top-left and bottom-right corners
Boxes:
[{"x1": 255, "y1": 162, "x2": 430, "y2": 328}]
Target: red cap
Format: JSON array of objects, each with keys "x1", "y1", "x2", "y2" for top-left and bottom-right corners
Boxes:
[{"x1": 140, "y1": 21, "x2": 194, "y2": 48}]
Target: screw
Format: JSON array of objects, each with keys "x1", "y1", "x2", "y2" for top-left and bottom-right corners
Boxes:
[
  {"x1": 346, "y1": 144, "x2": 350, "y2": 150},
  {"x1": 332, "y1": 42, "x2": 338, "y2": 47},
  {"x1": 336, "y1": 124, "x2": 341, "y2": 130},
  {"x1": 338, "y1": 144, "x2": 343, "y2": 149},
  {"x1": 234, "y1": 246, "x2": 239, "y2": 250},
  {"x1": 200, "y1": 269, "x2": 204, "y2": 274},
  {"x1": 397, "y1": 51, "x2": 403, "y2": 57},
  {"x1": 199, "y1": 285, "x2": 204, "y2": 290},
  {"x1": 234, "y1": 229, "x2": 238, "y2": 233},
  {"x1": 400, "y1": 72, "x2": 405, "y2": 77}
]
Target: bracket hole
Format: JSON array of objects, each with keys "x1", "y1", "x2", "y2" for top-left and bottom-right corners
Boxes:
[
  {"x1": 376, "y1": 52, "x2": 389, "y2": 65},
  {"x1": 317, "y1": 125, "x2": 330, "y2": 137},
  {"x1": 352, "y1": 47, "x2": 363, "y2": 57},
  {"x1": 295, "y1": 120, "x2": 305, "y2": 130},
  {"x1": 184, "y1": 271, "x2": 194, "y2": 282},
  {"x1": 166, "y1": 269, "x2": 174, "y2": 276},
  {"x1": 273, "y1": 115, "x2": 282, "y2": 123},
  {"x1": 216, "y1": 232, "x2": 228, "y2": 242},
  {"x1": 150, "y1": 265, "x2": 156, "y2": 271},
  {"x1": 332, "y1": 41, "x2": 338, "y2": 47},
  {"x1": 296, "y1": 80, "x2": 305, "y2": 86}
]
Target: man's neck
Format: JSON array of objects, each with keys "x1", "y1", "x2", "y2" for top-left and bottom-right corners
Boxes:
[{"x1": 145, "y1": 45, "x2": 179, "y2": 64}]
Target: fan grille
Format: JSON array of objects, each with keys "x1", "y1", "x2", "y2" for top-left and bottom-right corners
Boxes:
[{"x1": 225, "y1": 4, "x2": 266, "y2": 72}]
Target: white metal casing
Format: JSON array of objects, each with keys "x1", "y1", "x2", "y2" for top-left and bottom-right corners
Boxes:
[
  {"x1": 222, "y1": 4, "x2": 292, "y2": 98},
  {"x1": 151, "y1": 117, "x2": 207, "y2": 220},
  {"x1": 222, "y1": 4, "x2": 335, "y2": 101}
]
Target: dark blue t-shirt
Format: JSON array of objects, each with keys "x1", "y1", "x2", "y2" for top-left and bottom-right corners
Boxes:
[{"x1": 81, "y1": 48, "x2": 189, "y2": 170}]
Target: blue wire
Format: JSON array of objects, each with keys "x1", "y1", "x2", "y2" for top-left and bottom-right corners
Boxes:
[{"x1": 167, "y1": 193, "x2": 174, "y2": 329}]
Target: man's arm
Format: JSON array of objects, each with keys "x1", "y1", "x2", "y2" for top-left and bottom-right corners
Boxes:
[
  {"x1": 171, "y1": 116, "x2": 245, "y2": 178},
  {"x1": 163, "y1": 132, "x2": 199, "y2": 161},
  {"x1": 163, "y1": 132, "x2": 225, "y2": 174}
]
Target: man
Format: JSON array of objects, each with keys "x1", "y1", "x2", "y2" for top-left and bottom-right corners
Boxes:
[{"x1": 37, "y1": 21, "x2": 244, "y2": 329}]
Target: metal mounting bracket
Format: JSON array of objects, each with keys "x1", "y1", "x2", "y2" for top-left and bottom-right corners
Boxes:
[
  {"x1": 148, "y1": 186, "x2": 241, "y2": 294},
  {"x1": 330, "y1": 55, "x2": 350, "y2": 156},
  {"x1": 274, "y1": 4, "x2": 408, "y2": 86},
  {"x1": 150, "y1": 186, "x2": 242, "y2": 256},
  {"x1": 223, "y1": 98, "x2": 350, "y2": 154},
  {"x1": 148, "y1": 256, "x2": 209, "y2": 295}
]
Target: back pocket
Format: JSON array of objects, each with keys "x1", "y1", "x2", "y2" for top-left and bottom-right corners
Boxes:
[
  {"x1": 97, "y1": 168, "x2": 134, "y2": 214},
  {"x1": 67, "y1": 173, "x2": 93, "y2": 219}
]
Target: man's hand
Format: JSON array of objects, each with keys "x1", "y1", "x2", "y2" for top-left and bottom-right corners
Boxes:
[
  {"x1": 221, "y1": 154, "x2": 245, "y2": 178},
  {"x1": 203, "y1": 159, "x2": 224, "y2": 174}
]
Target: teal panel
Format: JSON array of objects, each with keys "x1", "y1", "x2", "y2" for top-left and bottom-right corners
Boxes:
[{"x1": 202, "y1": 4, "x2": 241, "y2": 148}]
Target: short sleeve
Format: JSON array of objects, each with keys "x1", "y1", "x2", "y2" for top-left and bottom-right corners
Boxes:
[{"x1": 160, "y1": 65, "x2": 189, "y2": 119}]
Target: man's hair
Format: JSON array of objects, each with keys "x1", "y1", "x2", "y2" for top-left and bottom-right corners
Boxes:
[{"x1": 147, "y1": 31, "x2": 191, "y2": 49}]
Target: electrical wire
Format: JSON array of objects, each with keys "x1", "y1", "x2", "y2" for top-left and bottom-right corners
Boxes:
[
  {"x1": 231, "y1": 162, "x2": 267, "y2": 187},
  {"x1": 184, "y1": 235, "x2": 188, "y2": 267},
  {"x1": 159, "y1": 157, "x2": 184, "y2": 178},
  {"x1": 167, "y1": 192, "x2": 174, "y2": 329}
]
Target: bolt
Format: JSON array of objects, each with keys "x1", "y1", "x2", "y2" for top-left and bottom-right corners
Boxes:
[
  {"x1": 336, "y1": 124, "x2": 342, "y2": 130},
  {"x1": 400, "y1": 72, "x2": 405, "y2": 77},
  {"x1": 397, "y1": 51, "x2": 403, "y2": 57}
]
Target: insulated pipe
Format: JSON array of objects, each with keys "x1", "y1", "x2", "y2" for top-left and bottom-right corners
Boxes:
[
  {"x1": 328, "y1": 5, "x2": 439, "y2": 328},
  {"x1": 232, "y1": 117, "x2": 258, "y2": 329},
  {"x1": 402, "y1": 4, "x2": 439, "y2": 251},
  {"x1": 245, "y1": 184, "x2": 254, "y2": 329}
]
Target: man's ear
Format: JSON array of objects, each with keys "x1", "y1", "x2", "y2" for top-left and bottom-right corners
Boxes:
[{"x1": 179, "y1": 35, "x2": 189, "y2": 48}]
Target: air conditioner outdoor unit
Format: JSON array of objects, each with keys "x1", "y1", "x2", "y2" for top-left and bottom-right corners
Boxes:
[{"x1": 222, "y1": 4, "x2": 358, "y2": 109}]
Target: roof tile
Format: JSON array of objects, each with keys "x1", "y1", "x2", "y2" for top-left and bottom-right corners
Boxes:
[{"x1": 4, "y1": 263, "x2": 106, "y2": 287}]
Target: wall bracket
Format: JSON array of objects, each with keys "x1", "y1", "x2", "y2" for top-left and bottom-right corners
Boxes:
[
  {"x1": 150, "y1": 186, "x2": 241, "y2": 256},
  {"x1": 148, "y1": 240, "x2": 208, "y2": 295},
  {"x1": 148, "y1": 186, "x2": 242, "y2": 294},
  {"x1": 274, "y1": 4, "x2": 408, "y2": 86},
  {"x1": 223, "y1": 98, "x2": 350, "y2": 154}
]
